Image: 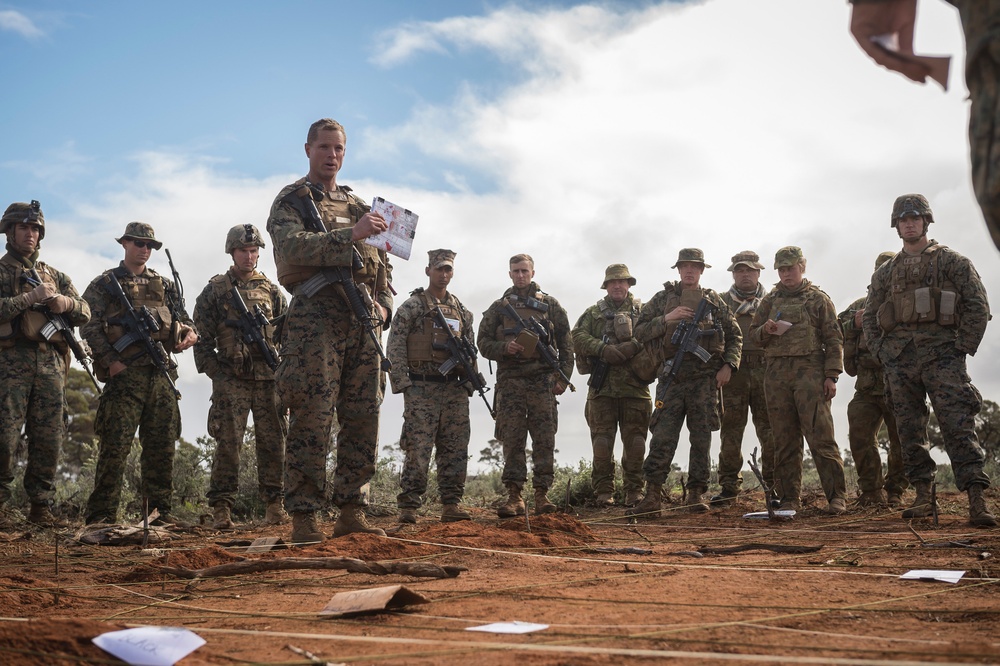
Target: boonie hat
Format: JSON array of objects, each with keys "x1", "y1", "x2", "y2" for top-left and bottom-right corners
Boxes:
[
  {"x1": 117, "y1": 222, "x2": 163, "y2": 250},
  {"x1": 727, "y1": 250, "x2": 764, "y2": 271},
  {"x1": 671, "y1": 248, "x2": 710, "y2": 269},
  {"x1": 601, "y1": 263, "x2": 636, "y2": 289}
]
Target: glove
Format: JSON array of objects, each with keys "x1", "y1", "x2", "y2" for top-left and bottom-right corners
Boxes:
[
  {"x1": 614, "y1": 338, "x2": 642, "y2": 360},
  {"x1": 601, "y1": 344, "x2": 628, "y2": 365},
  {"x1": 24, "y1": 282, "x2": 55, "y2": 306},
  {"x1": 45, "y1": 294, "x2": 74, "y2": 314}
]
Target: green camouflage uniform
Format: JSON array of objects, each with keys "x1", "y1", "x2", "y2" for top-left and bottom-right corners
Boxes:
[
  {"x1": 477, "y1": 282, "x2": 573, "y2": 492},
  {"x1": 572, "y1": 293, "x2": 650, "y2": 498},
  {"x1": 749, "y1": 279, "x2": 846, "y2": 506},
  {"x1": 0, "y1": 251, "x2": 90, "y2": 508},
  {"x1": 387, "y1": 288, "x2": 474, "y2": 509},
  {"x1": 635, "y1": 283, "x2": 741, "y2": 492},
  {"x1": 718, "y1": 285, "x2": 773, "y2": 494},
  {"x1": 838, "y1": 296, "x2": 906, "y2": 497},
  {"x1": 862, "y1": 242, "x2": 991, "y2": 491},
  {"x1": 267, "y1": 178, "x2": 393, "y2": 513},
  {"x1": 193, "y1": 267, "x2": 288, "y2": 508},
  {"x1": 83, "y1": 262, "x2": 193, "y2": 521}
]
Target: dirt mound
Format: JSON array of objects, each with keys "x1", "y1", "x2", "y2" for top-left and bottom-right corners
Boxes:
[
  {"x1": 499, "y1": 513, "x2": 596, "y2": 538},
  {"x1": 409, "y1": 516, "x2": 593, "y2": 550}
]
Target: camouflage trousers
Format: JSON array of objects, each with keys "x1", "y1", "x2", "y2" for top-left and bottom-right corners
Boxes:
[
  {"x1": 396, "y1": 380, "x2": 470, "y2": 508},
  {"x1": 86, "y1": 365, "x2": 181, "y2": 521},
  {"x1": 206, "y1": 376, "x2": 287, "y2": 507},
  {"x1": 847, "y1": 389, "x2": 906, "y2": 496},
  {"x1": 585, "y1": 395, "x2": 650, "y2": 496},
  {"x1": 882, "y1": 344, "x2": 989, "y2": 491},
  {"x1": 0, "y1": 343, "x2": 65, "y2": 506},
  {"x1": 644, "y1": 369, "x2": 719, "y2": 490},
  {"x1": 495, "y1": 374, "x2": 557, "y2": 491},
  {"x1": 718, "y1": 355, "x2": 772, "y2": 493},
  {"x1": 763, "y1": 356, "x2": 846, "y2": 504},
  {"x1": 967, "y1": 43, "x2": 1000, "y2": 251},
  {"x1": 276, "y1": 294, "x2": 384, "y2": 513}
]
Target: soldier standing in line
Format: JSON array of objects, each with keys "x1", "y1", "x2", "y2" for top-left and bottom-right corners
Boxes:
[
  {"x1": 749, "y1": 246, "x2": 847, "y2": 515},
  {"x1": 713, "y1": 251, "x2": 774, "y2": 507},
  {"x1": 387, "y1": 249, "x2": 475, "y2": 524},
  {"x1": 83, "y1": 222, "x2": 198, "y2": 525},
  {"x1": 838, "y1": 251, "x2": 907, "y2": 508},
  {"x1": 863, "y1": 194, "x2": 995, "y2": 526},
  {"x1": 0, "y1": 201, "x2": 90, "y2": 528},
  {"x1": 477, "y1": 254, "x2": 573, "y2": 518},
  {"x1": 267, "y1": 118, "x2": 393, "y2": 544},
  {"x1": 571, "y1": 264, "x2": 649, "y2": 507},
  {"x1": 193, "y1": 224, "x2": 289, "y2": 530},
  {"x1": 627, "y1": 249, "x2": 741, "y2": 518}
]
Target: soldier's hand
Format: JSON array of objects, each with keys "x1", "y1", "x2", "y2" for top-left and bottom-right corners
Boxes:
[
  {"x1": 176, "y1": 325, "x2": 199, "y2": 351},
  {"x1": 505, "y1": 340, "x2": 524, "y2": 356},
  {"x1": 551, "y1": 379, "x2": 568, "y2": 395},
  {"x1": 853, "y1": 309, "x2": 865, "y2": 328},
  {"x1": 109, "y1": 360, "x2": 128, "y2": 378},
  {"x1": 664, "y1": 306, "x2": 694, "y2": 323},
  {"x1": 601, "y1": 344, "x2": 628, "y2": 365},
  {"x1": 24, "y1": 282, "x2": 56, "y2": 306},
  {"x1": 823, "y1": 377, "x2": 837, "y2": 400},
  {"x1": 716, "y1": 364, "x2": 732, "y2": 389},
  {"x1": 45, "y1": 294, "x2": 74, "y2": 314},
  {"x1": 351, "y1": 212, "x2": 388, "y2": 241},
  {"x1": 763, "y1": 319, "x2": 779, "y2": 335}
]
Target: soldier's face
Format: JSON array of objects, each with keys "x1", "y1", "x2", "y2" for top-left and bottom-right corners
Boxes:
[
  {"x1": 123, "y1": 238, "x2": 152, "y2": 265},
  {"x1": 676, "y1": 262, "x2": 703, "y2": 288},
  {"x1": 305, "y1": 129, "x2": 346, "y2": 183},
  {"x1": 604, "y1": 278, "x2": 630, "y2": 304},
  {"x1": 233, "y1": 246, "x2": 259, "y2": 274},
  {"x1": 11, "y1": 222, "x2": 40, "y2": 255},
  {"x1": 777, "y1": 263, "x2": 804, "y2": 288},
  {"x1": 896, "y1": 215, "x2": 925, "y2": 243},
  {"x1": 427, "y1": 264, "x2": 453, "y2": 291},
  {"x1": 509, "y1": 261, "x2": 534, "y2": 289},
  {"x1": 733, "y1": 265, "x2": 760, "y2": 292}
]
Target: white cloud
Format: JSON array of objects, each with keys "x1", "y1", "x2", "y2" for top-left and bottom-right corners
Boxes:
[{"x1": 0, "y1": 9, "x2": 43, "y2": 39}]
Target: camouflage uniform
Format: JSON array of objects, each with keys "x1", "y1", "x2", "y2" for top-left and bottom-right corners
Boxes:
[
  {"x1": 477, "y1": 281, "x2": 573, "y2": 493},
  {"x1": 193, "y1": 266, "x2": 288, "y2": 509},
  {"x1": 749, "y1": 251, "x2": 846, "y2": 508},
  {"x1": 267, "y1": 178, "x2": 392, "y2": 514},
  {"x1": 0, "y1": 203, "x2": 90, "y2": 514},
  {"x1": 387, "y1": 282, "x2": 474, "y2": 511}
]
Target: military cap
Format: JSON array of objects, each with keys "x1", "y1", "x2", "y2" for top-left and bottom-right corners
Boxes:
[
  {"x1": 0, "y1": 201, "x2": 45, "y2": 239},
  {"x1": 727, "y1": 250, "x2": 764, "y2": 271},
  {"x1": 671, "y1": 248, "x2": 710, "y2": 269},
  {"x1": 891, "y1": 193, "x2": 934, "y2": 227},
  {"x1": 116, "y1": 221, "x2": 163, "y2": 250},
  {"x1": 875, "y1": 251, "x2": 895, "y2": 269},
  {"x1": 428, "y1": 248, "x2": 456, "y2": 269},
  {"x1": 773, "y1": 245, "x2": 804, "y2": 269},
  {"x1": 600, "y1": 263, "x2": 636, "y2": 289}
]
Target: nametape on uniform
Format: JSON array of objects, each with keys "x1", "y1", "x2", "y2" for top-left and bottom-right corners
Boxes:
[{"x1": 319, "y1": 584, "x2": 429, "y2": 617}]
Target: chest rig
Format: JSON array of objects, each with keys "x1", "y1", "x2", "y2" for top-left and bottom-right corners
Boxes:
[
  {"x1": 406, "y1": 290, "x2": 463, "y2": 366},
  {"x1": 499, "y1": 292, "x2": 552, "y2": 360},
  {"x1": 210, "y1": 272, "x2": 276, "y2": 366},
  {"x1": 664, "y1": 287, "x2": 724, "y2": 355},
  {"x1": 598, "y1": 296, "x2": 642, "y2": 343},
  {"x1": 103, "y1": 268, "x2": 174, "y2": 353},
  {"x1": 0, "y1": 257, "x2": 61, "y2": 345},
  {"x1": 766, "y1": 288, "x2": 822, "y2": 356},
  {"x1": 887, "y1": 245, "x2": 959, "y2": 327}
]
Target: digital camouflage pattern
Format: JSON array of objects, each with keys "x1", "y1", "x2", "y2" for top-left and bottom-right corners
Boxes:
[
  {"x1": 634, "y1": 282, "x2": 741, "y2": 492},
  {"x1": 749, "y1": 278, "x2": 846, "y2": 505},
  {"x1": 572, "y1": 293, "x2": 650, "y2": 497},
  {"x1": 863, "y1": 242, "x2": 991, "y2": 491},
  {"x1": 388, "y1": 289, "x2": 474, "y2": 509},
  {"x1": 267, "y1": 179, "x2": 393, "y2": 513},
  {"x1": 478, "y1": 281, "x2": 573, "y2": 491}
]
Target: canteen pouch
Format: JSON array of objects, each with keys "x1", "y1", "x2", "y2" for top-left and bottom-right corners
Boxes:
[{"x1": 877, "y1": 300, "x2": 897, "y2": 334}]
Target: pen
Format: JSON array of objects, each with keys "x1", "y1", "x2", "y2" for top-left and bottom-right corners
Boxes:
[{"x1": 774, "y1": 311, "x2": 782, "y2": 321}]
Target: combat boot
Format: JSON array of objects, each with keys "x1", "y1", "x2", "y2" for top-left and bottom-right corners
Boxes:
[
  {"x1": 856, "y1": 489, "x2": 887, "y2": 508},
  {"x1": 595, "y1": 492, "x2": 614, "y2": 507},
  {"x1": 441, "y1": 504, "x2": 472, "y2": 523},
  {"x1": 398, "y1": 508, "x2": 417, "y2": 524},
  {"x1": 967, "y1": 484, "x2": 998, "y2": 527},
  {"x1": 0, "y1": 504, "x2": 24, "y2": 529},
  {"x1": 823, "y1": 497, "x2": 847, "y2": 515},
  {"x1": 710, "y1": 488, "x2": 739, "y2": 507},
  {"x1": 290, "y1": 511, "x2": 325, "y2": 545},
  {"x1": 534, "y1": 488, "x2": 557, "y2": 515},
  {"x1": 625, "y1": 483, "x2": 662, "y2": 518},
  {"x1": 264, "y1": 499, "x2": 289, "y2": 525},
  {"x1": 496, "y1": 486, "x2": 525, "y2": 518},
  {"x1": 901, "y1": 481, "x2": 934, "y2": 519},
  {"x1": 27, "y1": 504, "x2": 68, "y2": 528},
  {"x1": 212, "y1": 503, "x2": 235, "y2": 530},
  {"x1": 686, "y1": 486, "x2": 709, "y2": 513},
  {"x1": 624, "y1": 489, "x2": 642, "y2": 507},
  {"x1": 333, "y1": 505, "x2": 386, "y2": 537},
  {"x1": 886, "y1": 491, "x2": 903, "y2": 508}
]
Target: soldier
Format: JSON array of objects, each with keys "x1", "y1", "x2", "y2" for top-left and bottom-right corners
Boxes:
[
  {"x1": 477, "y1": 254, "x2": 573, "y2": 517},
  {"x1": 0, "y1": 201, "x2": 90, "y2": 528},
  {"x1": 839, "y1": 251, "x2": 907, "y2": 508},
  {"x1": 749, "y1": 246, "x2": 847, "y2": 515},
  {"x1": 713, "y1": 251, "x2": 774, "y2": 507},
  {"x1": 863, "y1": 194, "x2": 995, "y2": 526},
  {"x1": 387, "y1": 249, "x2": 475, "y2": 524},
  {"x1": 193, "y1": 224, "x2": 289, "y2": 530},
  {"x1": 627, "y1": 249, "x2": 741, "y2": 517},
  {"x1": 83, "y1": 222, "x2": 198, "y2": 525},
  {"x1": 267, "y1": 118, "x2": 393, "y2": 543},
  {"x1": 571, "y1": 264, "x2": 649, "y2": 507}
]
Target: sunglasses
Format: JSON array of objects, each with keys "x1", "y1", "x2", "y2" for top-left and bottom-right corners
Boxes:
[{"x1": 131, "y1": 240, "x2": 156, "y2": 249}]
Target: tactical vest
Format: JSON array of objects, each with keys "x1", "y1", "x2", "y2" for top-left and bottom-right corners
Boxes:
[
  {"x1": 406, "y1": 290, "x2": 463, "y2": 366},
  {"x1": 103, "y1": 269, "x2": 175, "y2": 358},
  {"x1": 886, "y1": 246, "x2": 960, "y2": 328},
  {"x1": 599, "y1": 297, "x2": 642, "y2": 342},
  {"x1": 663, "y1": 287, "x2": 725, "y2": 355},
  {"x1": 765, "y1": 291, "x2": 823, "y2": 357},
  {"x1": 499, "y1": 292, "x2": 553, "y2": 360},
  {"x1": 0, "y1": 257, "x2": 61, "y2": 346},
  {"x1": 209, "y1": 272, "x2": 276, "y2": 367}
]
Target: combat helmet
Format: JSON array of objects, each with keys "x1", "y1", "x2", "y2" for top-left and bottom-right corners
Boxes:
[
  {"x1": 225, "y1": 224, "x2": 266, "y2": 253},
  {"x1": 1, "y1": 200, "x2": 45, "y2": 239},
  {"x1": 890, "y1": 194, "x2": 934, "y2": 227}
]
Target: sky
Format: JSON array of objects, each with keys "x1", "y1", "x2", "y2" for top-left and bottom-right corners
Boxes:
[{"x1": 2, "y1": 0, "x2": 996, "y2": 477}]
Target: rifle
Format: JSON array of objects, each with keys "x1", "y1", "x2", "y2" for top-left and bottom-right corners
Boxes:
[
  {"x1": 104, "y1": 271, "x2": 181, "y2": 399},
  {"x1": 163, "y1": 248, "x2": 186, "y2": 321},
  {"x1": 288, "y1": 183, "x2": 391, "y2": 372},
  {"x1": 431, "y1": 305, "x2": 495, "y2": 419},
  {"x1": 501, "y1": 300, "x2": 575, "y2": 392},
  {"x1": 226, "y1": 285, "x2": 280, "y2": 372},
  {"x1": 24, "y1": 271, "x2": 101, "y2": 393},
  {"x1": 653, "y1": 298, "x2": 717, "y2": 409},
  {"x1": 587, "y1": 335, "x2": 612, "y2": 392}
]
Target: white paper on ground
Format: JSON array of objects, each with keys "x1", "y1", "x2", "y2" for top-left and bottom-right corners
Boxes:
[
  {"x1": 466, "y1": 621, "x2": 549, "y2": 634},
  {"x1": 93, "y1": 626, "x2": 206, "y2": 666},
  {"x1": 899, "y1": 570, "x2": 966, "y2": 584},
  {"x1": 743, "y1": 510, "x2": 796, "y2": 519}
]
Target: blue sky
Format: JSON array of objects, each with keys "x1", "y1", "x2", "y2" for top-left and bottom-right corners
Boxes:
[{"x1": 1, "y1": 0, "x2": 995, "y2": 472}]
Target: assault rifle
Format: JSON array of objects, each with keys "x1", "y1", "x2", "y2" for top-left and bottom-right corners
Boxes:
[
  {"x1": 104, "y1": 271, "x2": 181, "y2": 398},
  {"x1": 431, "y1": 305, "x2": 495, "y2": 419},
  {"x1": 24, "y1": 270, "x2": 101, "y2": 393},
  {"x1": 587, "y1": 335, "x2": 613, "y2": 392},
  {"x1": 654, "y1": 298, "x2": 717, "y2": 409},
  {"x1": 226, "y1": 286, "x2": 279, "y2": 371},
  {"x1": 501, "y1": 300, "x2": 575, "y2": 392},
  {"x1": 164, "y1": 248, "x2": 186, "y2": 322}
]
